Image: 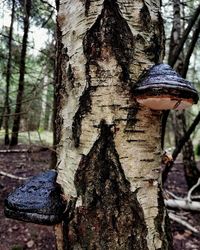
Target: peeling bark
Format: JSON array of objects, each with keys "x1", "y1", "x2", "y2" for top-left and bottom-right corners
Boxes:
[{"x1": 55, "y1": 0, "x2": 170, "y2": 249}]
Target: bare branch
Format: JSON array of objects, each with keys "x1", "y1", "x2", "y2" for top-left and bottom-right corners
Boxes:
[
  {"x1": 162, "y1": 111, "x2": 200, "y2": 183},
  {"x1": 41, "y1": 10, "x2": 54, "y2": 28},
  {"x1": 40, "y1": 0, "x2": 56, "y2": 10},
  {"x1": 165, "y1": 190, "x2": 183, "y2": 200},
  {"x1": 0, "y1": 170, "x2": 27, "y2": 180},
  {"x1": 165, "y1": 199, "x2": 200, "y2": 211},
  {"x1": 187, "y1": 178, "x2": 200, "y2": 202},
  {"x1": 169, "y1": 212, "x2": 199, "y2": 234}
]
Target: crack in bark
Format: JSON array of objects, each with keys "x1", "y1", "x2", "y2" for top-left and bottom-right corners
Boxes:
[{"x1": 64, "y1": 120, "x2": 148, "y2": 249}]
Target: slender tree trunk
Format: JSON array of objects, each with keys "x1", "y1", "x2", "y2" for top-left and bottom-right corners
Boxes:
[
  {"x1": 181, "y1": 18, "x2": 200, "y2": 78},
  {"x1": 168, "y1": 0, "x2": 181, "y2": 67},
  {"x1": 54, "y1": 1, "x2": 172, "y2": 249},
  {"x1": 10, "y1": 0, "x2": 31, "y2": 146},
  {"x1": 0, "y1": 106, "x2": 5, "y2": 130},
  {"x1": 168, "y1": 3, "x2": 200, "y2": 68},
  {"x1": 162, "y1": 111, "x2": 200, "y2": 183},
  {"x1": 173, "y1": 110, "x2": 199, "y2": 188},
  {"x1": 4, "y1": 0, "x2": 15, "y2": 145}
]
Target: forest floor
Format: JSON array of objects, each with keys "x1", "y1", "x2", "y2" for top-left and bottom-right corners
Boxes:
[
  {"x1": 165, "y1": 161, "x2": 200, "y2": 250},
  {"x1": 0, "y1": 144, "x2": 200, "y2": 250}
]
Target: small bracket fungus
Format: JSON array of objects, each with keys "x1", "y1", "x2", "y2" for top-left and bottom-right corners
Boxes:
[
  {"x1": 133, "y1": 64, "x2": 199, "y2": 110},
  {"x1": 4, "y1": 170, "x2": 66, "y2": 225}
]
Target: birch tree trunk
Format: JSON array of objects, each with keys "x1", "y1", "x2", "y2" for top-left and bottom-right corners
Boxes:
[{"x1": 55, "y1": 0, "x2": 172, "y2": 249}]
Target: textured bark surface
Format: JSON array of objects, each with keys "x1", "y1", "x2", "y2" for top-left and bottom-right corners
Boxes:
[{"x1": 55, "y1": 0, "x2": 171, "y2": 249}]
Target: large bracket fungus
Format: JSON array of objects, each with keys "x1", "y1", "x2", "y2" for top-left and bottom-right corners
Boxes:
[
  {"x1": 4, "y1": 170, "x2": 66, "y2": 225},
  {"x1": 133, "y1": 64, "x2": 199, "y2": 110}
]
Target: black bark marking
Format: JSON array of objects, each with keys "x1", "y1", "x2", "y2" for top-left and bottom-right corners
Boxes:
[
  {"x1": 145, "y1": 11, "x2": 164, "y2": 63},
  {"x1": 127, "y1": 139, "x2": 146, "y2": 143},
  {"x1": 83, "y1": 0, "x2": 135, "y2": 83},
  {"x1": 67, "y1": 63, "x2": 75, "y2": 90},
  {"x1": 138, "y1": 8, "x2": 164, "y2": 64},
  {"x1": 85, "y1": 0, "x2": 91, "y2": 16},
  {"x1": 64, "y1": 120, "x2": 148, "y2": 249},
  {"x1": 140, "y1": 3, "x2": 151, "y2": 31},
  {"x1": 72, "y1": 85, "x2": 96, "y2": 147},
  {"x1": 72, "y1": 0, "x2": 136, "y2": 147},
  {"x1": 72, "y1": 56, "x2": 94, "y2": 147},
  {"x1": 140, "y1": 159, "x2": 155, "y2": 162},
  {"x1": 124, "y1": 129, "x2": 145, "y2": 134},
  {"x1": 145, "y1": 33, "x2": 161, "y2": 63},
  {"x1": 154, "y1": 187, "x2": 173, "y2": 250},
  {"x1": 126, "y1": 102, "x2": 139, "y2": 128},
  {"x1": 55, "y1": 24, "x2": 68, "y2": 147}
]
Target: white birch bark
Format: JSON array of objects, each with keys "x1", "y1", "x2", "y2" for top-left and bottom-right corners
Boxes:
[{"x1": 55, "y1": 0, "x2": 170, "y2": 249}]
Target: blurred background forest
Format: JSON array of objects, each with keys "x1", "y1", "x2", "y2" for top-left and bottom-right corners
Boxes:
[
  {"x1": 0, "y1": 0, "x2": 200, "y2": 249},
  {"x1": 0, "y1": 0, "x2": 55, "y2": 147}
]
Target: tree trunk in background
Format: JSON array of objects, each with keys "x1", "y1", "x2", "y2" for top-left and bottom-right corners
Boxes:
[
  {"x1": 167, "y1": 0, "x2": 199, "y2": 188},
  {"x1": 54, "y1": 0, "x2": 172, "y2": 249},
  {"x1": 35, "y1": 76, "x2": 48, "y2": 130},
  {"x1": 10, "y1": 0, "x2": 31, "y2": 146},
  {"x1": 0, "y1": 106, "x2": 5, "y2": 131},
  {"x1": 43, "y1": 83, "x2": 51, "y2": 130},
  {"x1": 4, "y1": 0, "x2": 15, "y2": 145},
  {"x1": 168, "y1": 0, "x2": 181, "y2": 68},
  {"x1": 172, "y1": 111, "x2": 199, "y2": 188}
]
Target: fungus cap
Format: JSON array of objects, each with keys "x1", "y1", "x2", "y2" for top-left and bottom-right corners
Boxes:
[
  {"x1": 4, "y1": 170, "x2": 66, "y2": 225},
  {"x1": 134, "y1": 64, "x2": 199, "y2": 110}
]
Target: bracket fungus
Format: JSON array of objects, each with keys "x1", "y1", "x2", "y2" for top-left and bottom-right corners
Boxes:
[
  {"x1": 4, "y1": 170, "x2": 66, "y2": 225},
  {"x1": 133, "y1": 64, "x2": 199, "y2": 110}
]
